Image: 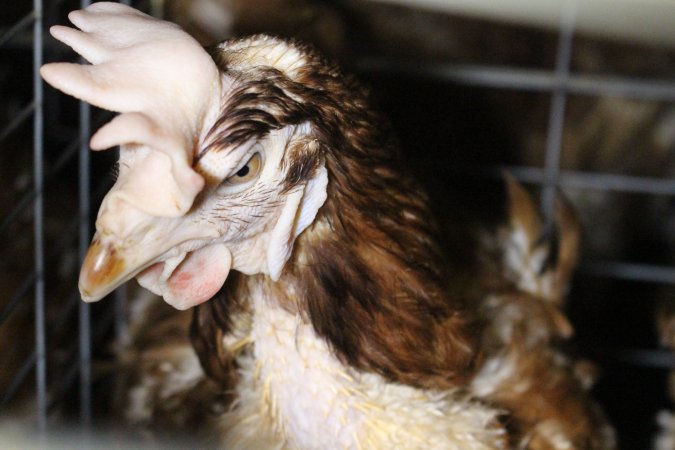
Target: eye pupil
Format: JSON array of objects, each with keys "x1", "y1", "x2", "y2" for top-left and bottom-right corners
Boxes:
[
  {"x1": 236, "y1": 165, "x2": 250, "y2": 177},
  {"x1": 223, "y1": 152, "x2": 261, "y2": 187}
]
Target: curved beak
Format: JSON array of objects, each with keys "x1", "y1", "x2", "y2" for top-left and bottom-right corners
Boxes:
[
  {"x1": 78, "y1": 216, "x2": 221, "y2": 303},
  {"x1": 79, "y1": 237, "x2": 133, "y2": 302}
]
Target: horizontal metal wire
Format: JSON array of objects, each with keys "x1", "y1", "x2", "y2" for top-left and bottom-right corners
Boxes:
[
  {"x1": 357, "y1": 60, "x2": 675, "y2": 102},
  {"x1": 0, "y1": 272, "x2": 36, "y2": 326},
  {"x1": 0, "y1": 352, "x2": 36, "y2": 409},
  {"x1": 46, "y1": 296, "x2": 81, "y2": 407},
  {"x1": 0, "y1": 144, "x2": 77, "y2": 237},
  {"x1": 501, "y1": 165, "x2": 675, "y2": 196},
  {"x1": 53, "y1": 291, "x2": 84, "y2": 333},
  {"x1": 0, "y1": 215, "x2": 78, "y2": 328},
  {"x1": 0, "y1": 111, "x2": 113, "y2": 237},
  {"x1": 48, "y1": 303, "x2": 116, "y2": 413},
  {"x1": 0, "y1": 101, "x2": 35, "y2": 143},
  {"x1": 0, "y1": 289, "x2": 80, "y2": 410},
  {"x1": 607, "y1": 348, "x2": 675, "y2": 369},
  {"x1": 0, "y1": 188, "x2": 35, "y2": 237},
  {"x1": 582, "y1": 261, "x2": 675, "y2": 285},
  {"x1": 0, "y1": 175, "x2": 112, "y2": 328},
  {"x1": 0, "y1": 11, "x2": 35, "y2": 49},
  {"x1": 47, "y1": 361, "x2": 78, "y2": 414}
]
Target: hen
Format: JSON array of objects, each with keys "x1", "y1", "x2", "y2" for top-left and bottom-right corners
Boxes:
[{"x1": 42, "y1": 3, "x2": 614, "y2": 449}]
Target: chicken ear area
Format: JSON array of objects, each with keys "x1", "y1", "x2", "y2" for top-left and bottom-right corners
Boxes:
[
  {"x1": 137, "y1": 243, "x2": 232, "y2": 310},
  {"x1": 267, "y1": 165, "x2": 328, "y2": 281}
]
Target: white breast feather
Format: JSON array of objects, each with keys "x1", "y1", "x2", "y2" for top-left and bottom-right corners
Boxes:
[{"x1": 218, "y1": 284, "x2": 505, "y2": 450}]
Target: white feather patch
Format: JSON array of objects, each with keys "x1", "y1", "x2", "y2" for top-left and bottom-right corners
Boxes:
[
  {"x1": 217, "y1": 286, "x2": 505, "y2": 449},
  {"x1": 266, "y1": 165, "x2": 328, "y2": 281}
]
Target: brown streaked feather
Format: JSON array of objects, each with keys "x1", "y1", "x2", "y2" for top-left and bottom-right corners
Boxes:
[
  {"x1": 475, "y1": 338, "x2": 611, "y2": 450},
  {"x1": 281, "y1": 137, "x2": 322, "y2": 192},
  {"x1": 492, "y1": 346, "x2": 614, "y2": 450},
  {"x1": 501, "y1": 174, "x2": 582, "y2": 306},
  {"x1": 552, "y1": 193, "x2": 582, "y2": 302},
  {"x1": 291, "y1": 232, "x2": 480, "y2": 389},
  {"x1": 474, "y1": 180, "x2": 614, "y2": 449},
  {"x1": 504, "y1": 173, "x2": 543, "y2": 246},
  {"x1": 199, "y1": 36, "x2": 484, "y2": 389},
  {"x1": 191, "y1": 271, "x2": 252, "y2": 391}
]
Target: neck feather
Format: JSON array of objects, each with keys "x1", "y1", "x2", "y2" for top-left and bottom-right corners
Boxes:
[{"x1": 280, "y1": 137, "x2": 482, "y2": 388}]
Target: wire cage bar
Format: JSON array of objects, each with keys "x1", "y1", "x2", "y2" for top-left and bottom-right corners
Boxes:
[
  {"x1": 78, "y1": 0, "x2": 93, "y2": 429},
  {"x1": 0, "y1": 12, "x2": 35, "y2": 49},
  {"x1": 32, "y1": 0, "x2": 47, "y2": 433},
  {"x1": 0, "y1": 0, "x2": 673, "y2": 446},
  {"x1": 357, "y1": 61, "x2": 675, "y2": 102},
  {"x1": 540, "y1": 1, "x2": 575, "y2": 225},
  {"x1": 0, "y1": 0, "x2": 131, "y2": 433}
]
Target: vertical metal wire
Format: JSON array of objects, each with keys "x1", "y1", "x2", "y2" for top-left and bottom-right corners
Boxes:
[
  {"x1": 541, "y1": 1, "x2": 577, "y2": 224},
  {"x1": 78, "y1": 0, "x2": 93, "y2": 430},
  {"x1": 78, "y1": 107, "x2": 92, "y2": 424},
  {"x1": 114, "y1": 285, "x2": 128, "y2": 346},
  {"x1": 32, "y1": 0, "x2": 47, "y2": 434},
  {"x1": 113, "y1": 0, "x2": 131, "y2": 372},
  {"x1": 150, "y1": 0, "x2": 166, "y2": 19}
]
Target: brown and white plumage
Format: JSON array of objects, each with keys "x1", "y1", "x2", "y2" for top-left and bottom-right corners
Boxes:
[
  {"x1": 42, "y1": 4, "x2": 614, "y2": 448},
  {"x1": 471, "y1": 178, "x2": 615, "y2": 449}
]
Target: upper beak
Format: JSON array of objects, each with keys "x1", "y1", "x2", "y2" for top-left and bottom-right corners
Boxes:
[
  {"x1": 79, "y1": 236, "x2": 137, "y2": 302},
  {"x1": 78, "y1": 219, "x2": 220, "y2": 303}
]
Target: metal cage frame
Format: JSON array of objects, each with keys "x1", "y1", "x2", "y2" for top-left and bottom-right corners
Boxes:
[{"x1": 0, "y1": 0, "x2": 133, "y2": 434}]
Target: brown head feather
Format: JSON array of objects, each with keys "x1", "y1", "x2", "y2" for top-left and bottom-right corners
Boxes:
[{"x1": 192, "y1": 35, "x2": 481, "y2": 389}]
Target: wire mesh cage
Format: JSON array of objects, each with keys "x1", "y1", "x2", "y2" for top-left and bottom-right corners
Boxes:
[
  {"x1": 0, "y1": 0, "x2": 136, "y2": 439},
  {"x1": 1, "y1": 0, "x2": 674, "y2": 448}
]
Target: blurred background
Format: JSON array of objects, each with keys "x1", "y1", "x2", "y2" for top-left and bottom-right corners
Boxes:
[{"x1": 0, "y1": 0, "x2": 674, "y2": 448}]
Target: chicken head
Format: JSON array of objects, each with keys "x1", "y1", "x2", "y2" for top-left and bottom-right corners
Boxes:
[{"x1": 42, "y1": 4, "x2": 328, "y2": 309}]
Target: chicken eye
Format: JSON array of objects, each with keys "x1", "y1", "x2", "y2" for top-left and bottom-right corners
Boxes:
[{"x1": 225, "y1": 153, "x2": 262, "y2": 185}]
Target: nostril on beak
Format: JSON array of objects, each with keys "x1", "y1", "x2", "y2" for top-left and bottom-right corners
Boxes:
[{"x1": 79, "y1": 238, "x2": 126, "y2": 301}]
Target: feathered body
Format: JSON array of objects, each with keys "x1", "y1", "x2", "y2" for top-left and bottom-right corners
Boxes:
[
  {"x1": 40, "y1": 5, "x2": 614, "y2": 449},
  {"x1": 187, "y1": 36, "x2": 504, "y2": 448},
  {"x1": 124, "y1": 35, "x2": 613, "y2": 450}
]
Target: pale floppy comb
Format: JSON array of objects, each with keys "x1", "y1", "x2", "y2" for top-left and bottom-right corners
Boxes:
[{"x1": 40, "y1": 2, "x2": 222, "y2": 217}]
